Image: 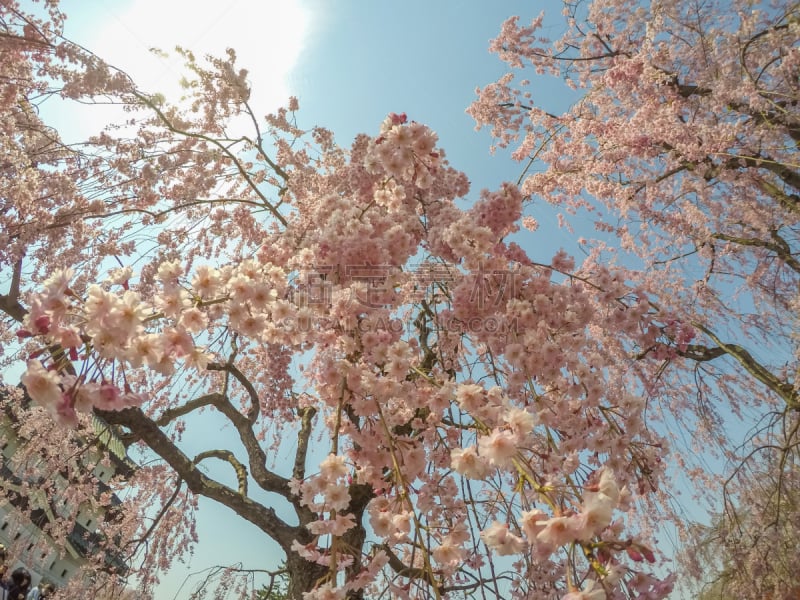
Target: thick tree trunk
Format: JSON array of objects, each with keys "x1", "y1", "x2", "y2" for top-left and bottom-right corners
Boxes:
[
  {"x1": 286, "y1": 552, "x2": 329, "y2": 600},
  {"x1": 285, "y1": 484, "x2": 373, "y2": 599}
]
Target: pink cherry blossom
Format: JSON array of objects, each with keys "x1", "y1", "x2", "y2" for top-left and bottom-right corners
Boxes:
[
  {"x1": 479, "y1": 521, "x2": 527, "y2": 556},
  {"x1": 20, "y1": 360, "x2": 62, "y2": 409},
  {"x1": 477, "y1": 429, "x2": 519, "y2": 467},
  {"x1": 562, "y1": 579, "x2": 606, "y2": 600},
  {"x1": 450, "y1": 446, "x2": 492, "y2": 479}
]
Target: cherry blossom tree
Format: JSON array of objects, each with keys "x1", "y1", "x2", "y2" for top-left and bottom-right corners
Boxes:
[
  {"x1": 3, "y1": 0, "x2": 794, "y2": 598},
  {"x1": 682, "y1": 444, "x2": 800, "y2": 599},
  {"x1": 468, "y1": 0, "x2": 799, "y2": 595}
]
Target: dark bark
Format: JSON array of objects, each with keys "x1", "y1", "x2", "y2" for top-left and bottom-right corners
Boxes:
[{"x1": 285, "y1": 552, "x2": 328, "y2": 600}]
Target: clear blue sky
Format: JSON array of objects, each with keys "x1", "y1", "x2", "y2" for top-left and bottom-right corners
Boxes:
[{"x1": 47, "y1": 1, "x2": 581, "y2": 597}]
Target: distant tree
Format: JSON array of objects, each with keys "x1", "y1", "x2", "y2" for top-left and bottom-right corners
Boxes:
[
  {"x1": 681, "y1": 444, "x2": 800, "y2": 599},
  {"x1": 94, "y1": 586, "x2": 139, "y2": 600},
  {"x1": 254, "y1": 566, "x2": 289, "y2": 600}
]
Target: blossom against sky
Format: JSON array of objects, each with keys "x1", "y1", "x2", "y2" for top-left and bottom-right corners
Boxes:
[{"x1": 47, "y1": 1, "x2": 572, "y2": 596}]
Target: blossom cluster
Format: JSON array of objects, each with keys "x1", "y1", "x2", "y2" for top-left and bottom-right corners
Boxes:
[
  {"x1": 365, "y1": 111, "x2": 440, "y2": 188},
  {"x1": 19, "y1": 258, "x2": 292, "y2": 421},
  {"x1": 11, "y1": 108, "x2": 679, "y2": 600}
]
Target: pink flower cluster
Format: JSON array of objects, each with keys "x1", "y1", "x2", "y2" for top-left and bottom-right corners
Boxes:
[
  {"x1": 366, "y1": 112, "x2": 441, "y2": 188},
  {"x1": 289, "y1": 454, "x2": 358, "y2": 570},
  {"x1": 479, "y1": 469, "x2": 624, "y2": 559},
  {"x1": 18, "y1": 265, "x2": 219, "y2": 421},
  {"x1": 12, "y1": 105, "x2": 678, "y2": 599}
]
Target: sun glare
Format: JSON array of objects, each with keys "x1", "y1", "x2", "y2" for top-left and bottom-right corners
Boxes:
[
  {"x1": 53, "y1": 0, "x2": 312, "y2": 141},
  {"x1": 96, "y1": 0, "x2": 310, "y2": 107}
]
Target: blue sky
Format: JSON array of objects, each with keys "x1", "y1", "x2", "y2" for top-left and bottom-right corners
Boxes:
[{"x1": 46, "y1": 1, "x2": 582, "y2": 597}]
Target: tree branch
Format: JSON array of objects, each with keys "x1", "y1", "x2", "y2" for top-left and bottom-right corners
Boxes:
[
  {"x1": 131, "y1": 91, "x2": 288, "y2": 227},
  {"x1": 155, "y1": 392, "x2": 223, "y2": 427},
  {"x1": 293, "y1": 405, "x2": 316, "y2": 482},
  {"x1": 711, "y1": 230, "x2": 800, "y2": 273},
  {"x1": 202, "y1": 363, "x2": 293, "y2": 501},
  {"x1": 193, "y1": 449, "x2": 248, "y2": 496},
  {"x1": 680, "y1": 328, "x2": 799, "y2": 411},
  {"x1": 378, "y1": 543, "x2": 438, "y2": 588},
  {"x1": 95, "y1": 406, "x2": 301, "y2": 552},
  {"x1": 724, "y1": 153, "x2": 800, "y2": 193},
  {"x1": 208, "y1": 361, "x2": 260, "y2": 424}
]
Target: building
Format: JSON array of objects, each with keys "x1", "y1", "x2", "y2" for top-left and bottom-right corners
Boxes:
[{"x1": 0, "y1": 391, "x2": 132, "y2": 589}]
